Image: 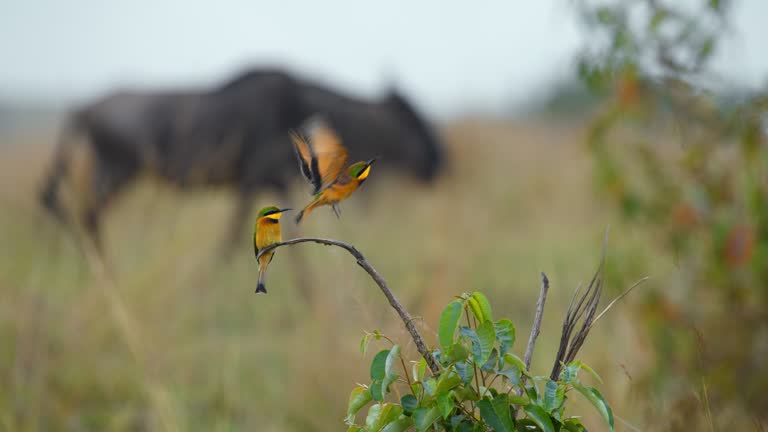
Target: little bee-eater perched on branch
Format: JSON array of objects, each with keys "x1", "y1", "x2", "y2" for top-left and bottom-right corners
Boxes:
[
  {"x1": 254, "y1": 206, "x2": 291, "y2": 293},
  {"x1": 291, "y1": 117, "x2": 376, "y2": 224}
]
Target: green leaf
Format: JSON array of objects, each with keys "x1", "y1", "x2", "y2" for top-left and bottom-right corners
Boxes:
[
  {"x1": 503, "y1": 353, "x2": 529, "y2": 377},
  {"x1": 381, "y1": 416, "x2": 414, "y2": 432},
  {"x1": 562, "y1": 418, "x2": 587, "y2": 432},
  {"x1": 572, "y1": 382, "x2": 614, "y2": 431},
  {"x1": 401, "y1": 394, "x2": 418, "y2": 416},
  {"x1": 361, "y1": 333, "x2": 373, "y2": 355},
  {"x1": 480, "y1": 348, "x2": 499, "y2": 372},
  {"x1": 346, "y1": 386, "x2": 373, "y2": 425},
  {"x1": 559, "y1": 362, "x2": 579, "y2": 383},
  {"x1": 478, "y1": 395, "x2": 514, "y2": 432},
  {"x1": 413, "y1": 358, "x2": 427, "y2": 382},
  {"x1": 524, "y1": 384, "x2": 539, "y2": 403},
  {"x1": 471, "y1": 292, "x2": 493, "y2": 322},
  {"x1": 371, "y1": 350, "x2": 390, "y2": 381},
  {"x1": 543, "y1": 380, "x2": 564, "y2": 414},
  {"x1": 377, "y1": 405, "x2": 403, "y2": 432},
  {"x1": 454, "y1": 361, "x2": 474, "y2": 385},
  {"x1": 459, "y1": 327, "x2": 481, "y2": 362},
  {"x1": 446, "y1": 343, "x2": 470, "y2": 363},
  {"x1": 466, "y1": 297, "x2": 485, "y2": 323},
  {"x1": 573, "y1": 360, "x2": 603, "y2": 384},
  {"x1": 543, "y1": 379, "x2": 557, "y2": 409},
  {"x1": 346, "y1": 426, "x2": 362, "y2": 432},
  {"x1": 422, "y1": 378, "x2": 437, "y2": 397},
  {"x1": 436, "y1": 371, "x2": 463, "y2": 394},
  {"x1": 384, "y1": 345, "x2": 400, "y2": 375},
  {"x1": 475, "y1": 320, "x2": 496, "y2": 365},
  {"x1": 453, "y1": 385, "x2": 478, "y2": 403},
  {"x1": 439, "y1": 300, "x2": 463, "y2": 351},
  {"x1": 494, "y1": 319, "x2": 515, "y2": 357},
  {"x1": 437, "y1": 391, "x2": 454, "y2": 419},
  {"x1": 456, "y1": 421, "x2": 478, "y2": 432},
  {"x1": 495, "y1": 366, "x2": 521, "y2": 387},
  {"x1": 508, "y1": 393, "x2": 529, "y2": 406},
  {"x1": 371, "y1": 380, "x2": 384, "y2": 402},
  {"x1": 365, "y1": 404, "x2": 383, "y2": 431},
  {"x1": 413, "y1": 407, "x2": 441, "y2": 432},
  {"x1": 382, "y1": 346, "x2": 401, "y2": 393},
  {"x1": 523, "y1": 404, "x2": 555, "y2": 432},
  {"x1": 365, "y1": 403, "x2": 403, "y2": 432}
]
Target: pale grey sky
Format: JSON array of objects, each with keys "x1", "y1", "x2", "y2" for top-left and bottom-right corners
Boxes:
[{"x1": 1, "y1": 0, "x2": 766, "y2": 116}]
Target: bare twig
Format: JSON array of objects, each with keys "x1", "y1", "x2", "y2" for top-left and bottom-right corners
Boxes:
[
  {"x1": 524, "y1": 272, "x2": 550, "y2": 374},
  {"x1": 516, "y1": 272, "x2": 549, "y2": 403},
  {"x1": 256, "y1": 237, "x2": 440, "y2": 374}
]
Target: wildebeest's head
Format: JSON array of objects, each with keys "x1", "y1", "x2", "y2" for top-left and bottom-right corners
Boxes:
[{"x1": 381, "y1": 89, "x2": 443, "y2": 183}]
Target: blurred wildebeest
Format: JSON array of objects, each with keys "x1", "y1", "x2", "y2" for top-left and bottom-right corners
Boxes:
[{"x1": 39, "y1": 68, "x2": 443, "y2": 252}]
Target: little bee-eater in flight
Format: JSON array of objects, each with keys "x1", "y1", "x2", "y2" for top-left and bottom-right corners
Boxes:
[
  {"x1": 291, "y1": 117, "x2": 376, "y2": 224},
  {"x1": 254, "y1": 206, "x2": 291, "y2": 294}
]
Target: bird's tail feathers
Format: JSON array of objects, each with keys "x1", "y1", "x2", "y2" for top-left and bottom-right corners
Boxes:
[
  {"x1": 295, "y1": 200, "x2": 319, "y2": 224},
  {"x1": 256, "y1": 264, "x2": 268, "y2": 294}
]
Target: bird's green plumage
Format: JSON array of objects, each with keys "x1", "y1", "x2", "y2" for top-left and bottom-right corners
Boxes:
[
  {"x1": 258, "y1": 205, "x2": 281, "y2": 218},
  {"x1": 347, "y1": 161, "x2": 368, "y2": 177}
]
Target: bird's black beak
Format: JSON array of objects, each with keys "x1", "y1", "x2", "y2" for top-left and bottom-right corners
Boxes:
[
  {"x1": 366, "y1": 157, "x2": 378, "y2": 166},
  {"x1": 278, "y1": 208, "x2": 292, "y2": 213}
]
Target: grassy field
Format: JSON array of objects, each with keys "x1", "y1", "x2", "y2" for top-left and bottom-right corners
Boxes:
[{"x1": 0, "y1": 118, "x2": 679, "y2": 431}]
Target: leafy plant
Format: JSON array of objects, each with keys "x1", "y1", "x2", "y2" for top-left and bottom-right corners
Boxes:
[{"x1": 347, "y1": 292, "x2": 613, "y2": 432}]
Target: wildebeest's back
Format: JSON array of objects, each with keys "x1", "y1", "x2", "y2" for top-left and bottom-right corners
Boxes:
[
  {"x1": 168, "y1": 70, "x2": 305, "y2": 188},
  {"x1": 76, "y1": 89, "x2": 203, "y2": 174}
]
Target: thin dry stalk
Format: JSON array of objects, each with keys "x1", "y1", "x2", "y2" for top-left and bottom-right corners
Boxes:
[{"x1": 550, "y1": 235, "x2": 607, "y2": 380}]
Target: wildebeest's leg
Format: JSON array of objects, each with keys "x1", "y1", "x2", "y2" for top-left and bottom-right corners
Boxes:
[
  {"x1": 39, "y1": 115, "x2": 86, "y2": 227},
  {"x1": 82, "y1": 153, "x2": 138, "y2": 253}
]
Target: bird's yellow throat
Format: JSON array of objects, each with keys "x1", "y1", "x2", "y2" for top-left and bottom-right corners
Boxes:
[
  {"x1": 265, "y1": 213, "x2": 283, "y2": 220},
  {"x1": 358, "y1": 166, "x2": 371, "y2": 180}
]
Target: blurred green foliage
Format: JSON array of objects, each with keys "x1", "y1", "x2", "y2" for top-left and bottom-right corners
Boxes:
[{"x1": 576, "y1": 0, "x2": 768, "y2": 427}]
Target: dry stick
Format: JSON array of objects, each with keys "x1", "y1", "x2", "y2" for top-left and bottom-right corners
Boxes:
[
  {"x1": 519, "y1": 272, "x2": 550, "y2": 393},
  {"x1": 256, "y1": 237, "x2": 440, "y2": 374}
]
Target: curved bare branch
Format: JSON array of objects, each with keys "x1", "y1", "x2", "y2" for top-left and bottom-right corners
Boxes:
[{"x1": 256, "y1": 237, "x2": 440, "y2": 374}]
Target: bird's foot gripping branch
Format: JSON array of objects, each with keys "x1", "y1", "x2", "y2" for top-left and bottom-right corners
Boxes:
[{"x1": 255, "y1": 237, "x2": 644, "y2": 432}]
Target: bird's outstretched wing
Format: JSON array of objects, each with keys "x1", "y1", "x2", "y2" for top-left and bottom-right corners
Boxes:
[{"x1": 290, "y1": 117, "x2": 349, "y2": 194}]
